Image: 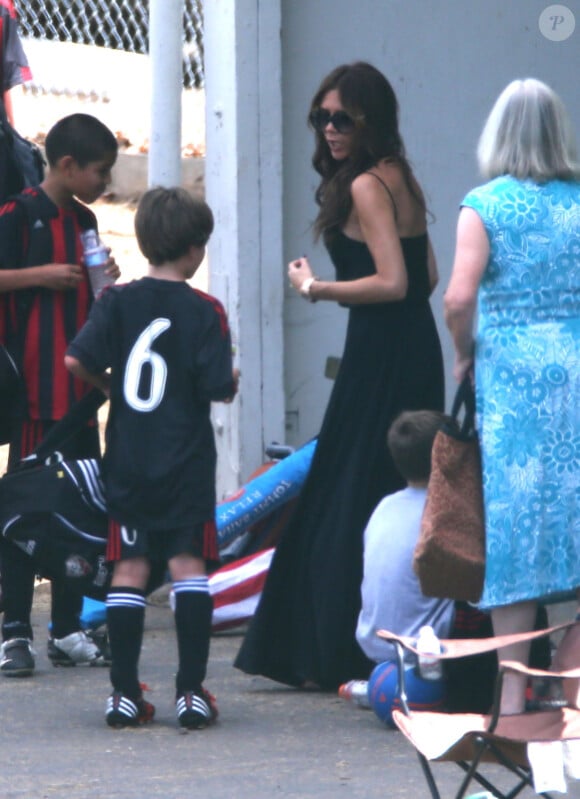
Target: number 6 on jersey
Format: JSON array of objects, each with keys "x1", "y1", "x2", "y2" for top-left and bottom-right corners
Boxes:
[{"x1": 124, "y1": 318, "x2": 171, "y2": 412}]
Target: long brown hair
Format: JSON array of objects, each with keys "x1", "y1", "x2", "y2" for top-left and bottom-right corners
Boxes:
[{"x1": 309, "y1": 62, "x2": 424, "y2": 241}]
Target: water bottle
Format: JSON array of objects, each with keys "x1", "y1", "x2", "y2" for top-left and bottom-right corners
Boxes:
[
  {"x1": 416, "y1": 625, "x2": 443, "y2": 681},
  {"x1": 81, "y1": 229, "x2": 113, "y2": 299},
  {"x1": 338, "y1": 680, "x2": 370, "y2": 708}
]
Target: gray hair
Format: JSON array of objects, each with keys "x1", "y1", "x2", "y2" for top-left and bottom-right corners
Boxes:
[{"x1": 477, "y1": 78, "x2": 580, "y2": 182}]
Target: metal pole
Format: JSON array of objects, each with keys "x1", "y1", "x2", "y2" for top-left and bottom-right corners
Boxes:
[{"x1": 148, "y1": 0, "x2": 183, "y2": 187}]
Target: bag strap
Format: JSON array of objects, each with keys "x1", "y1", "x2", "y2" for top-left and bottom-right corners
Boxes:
[
  {"x1": 18, "y1": 387, "x2": 108, "y2": 466},
  {"x1": 449, "y1": 375, "x2": 477, "y2": 438}
]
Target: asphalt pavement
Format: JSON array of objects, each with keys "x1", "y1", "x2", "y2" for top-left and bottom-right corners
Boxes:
[{"x1": 1, "y1": 585, "x2": 579, "y2": 799}]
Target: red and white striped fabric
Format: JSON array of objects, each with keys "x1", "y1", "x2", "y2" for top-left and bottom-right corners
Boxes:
[{"x1": 209, "y1": 547, "x2": 274, "y2": 632}]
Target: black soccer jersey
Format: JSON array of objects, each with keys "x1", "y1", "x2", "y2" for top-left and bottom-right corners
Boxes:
[
  {"x1": 0, "y1": 188, "x2": 96, "y2": 419},
  {"x1": 67, "y1": 277, "x2": 235, "y2": 530}
]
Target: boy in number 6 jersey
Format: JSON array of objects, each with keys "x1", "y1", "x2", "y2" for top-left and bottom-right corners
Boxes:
[{"x1": 65, "y1": 187, "x2": 239, "y2": 729}]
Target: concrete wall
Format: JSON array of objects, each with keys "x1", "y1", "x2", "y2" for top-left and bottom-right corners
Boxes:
[
  {"x1": 281, "y1": 0, "x2": 580, "y2": 447},
  {"x1": 204, "y1": 2, "x2": 286, "y2": 495}
]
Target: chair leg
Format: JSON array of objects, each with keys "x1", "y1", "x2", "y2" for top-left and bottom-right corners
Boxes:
[
  {"x1": 416, "y1": 751, "x2": 442, "y2": 799},
  {"x1": 413, "y1": 731, "x2": 559, "y2": 799},
  {"x1": 484, "y1": 738, "x2": 558, "y2": 799},
  {"x1": 454, "y1": 736, "x2": 497, "y2": 798}
]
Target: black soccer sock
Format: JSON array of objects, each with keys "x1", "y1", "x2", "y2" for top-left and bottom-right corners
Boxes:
[
  {"x1": 50, "y1": 580, "x2": 84, "y2": 639},
  {"x1": 173, "y1": 577, "x2": 213, "y2": 694},
  {"x1": 106, "y1": 587, "x2": 146, "y2": 699}
]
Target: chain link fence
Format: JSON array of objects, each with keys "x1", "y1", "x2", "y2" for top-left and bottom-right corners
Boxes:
[{"x1": 14, "y1": 0, "x2": 204, "y2": 88}]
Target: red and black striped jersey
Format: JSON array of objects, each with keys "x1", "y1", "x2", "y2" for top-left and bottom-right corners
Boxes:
[{"x1": 0, "y1": 187, "x2": 97, "y2": 420}]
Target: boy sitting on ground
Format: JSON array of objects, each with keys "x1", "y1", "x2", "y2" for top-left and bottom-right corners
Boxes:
[{"x1": 354, "y1": 410, "x2": 456, "y2": 673}]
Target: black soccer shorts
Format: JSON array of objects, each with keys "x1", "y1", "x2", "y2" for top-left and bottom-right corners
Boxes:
[{"x1": 106, "y1": 518, "x2": 219, "y2": 567}]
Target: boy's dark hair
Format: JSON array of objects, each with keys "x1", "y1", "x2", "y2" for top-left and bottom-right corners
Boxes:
[
  {"x1": 387, "y1": 410, "x2": 455, "y2": 483},
  {"x1": 135, "y1": 186, "x2": 214, "y2": 266},
  {"x1": 44, "y1": 113, "x2": 118, "y2": 168}
]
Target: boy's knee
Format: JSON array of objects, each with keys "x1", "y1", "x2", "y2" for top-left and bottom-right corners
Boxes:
[
  {"x1": 111, "y1": 557, "x2": 150, "y2": 590},
  {"x1": 169, "y1": 554, "x2": 206, "y2": 582}
]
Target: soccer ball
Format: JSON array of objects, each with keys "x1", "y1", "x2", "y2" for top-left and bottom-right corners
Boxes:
[{"x1": 367, "y1": 660, "x2": 446, "y2": 728}]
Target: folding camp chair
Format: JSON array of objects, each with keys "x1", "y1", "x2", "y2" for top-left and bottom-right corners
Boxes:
[{"x1": 377, "y1": 622, "x2": 580, "y2": 799}]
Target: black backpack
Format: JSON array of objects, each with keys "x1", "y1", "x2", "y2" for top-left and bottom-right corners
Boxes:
[
  {"x1": 0, "y1": 390, "x2": 168, "y2": 600},
  {"x1": 0, "y1": 97, "x2": 45, "y2": 203},
  {"x1": 0, "y1": 390, "x2": 111, "y2": 599},
  {"x1": 0, "y1": 454, "x2": 111, "y2": 599}
]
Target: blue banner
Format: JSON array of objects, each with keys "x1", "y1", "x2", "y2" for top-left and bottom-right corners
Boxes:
[{"x1": 216, "y1": 439, "x2": 316, "y2": 547}]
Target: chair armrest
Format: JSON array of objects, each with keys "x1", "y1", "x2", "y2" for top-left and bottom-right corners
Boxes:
[
  {"x1": 499, "y1": 660, "x2": 580, "y2": 680},
  {"x1": 376, "y1": 620, "x2": 578, "y2": 660}
]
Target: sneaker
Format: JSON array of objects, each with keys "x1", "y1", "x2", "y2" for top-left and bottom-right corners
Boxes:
[
  {"x1": 47, "y1": 630, "x2": 105, "y2": 666},
  {"x1": 86, "y1": 627, "x2": 112, "y2": 665},
  {"x1": 176, "y1": 688, "x2": 218, "y2": 730},
  {"x1": 105, "y1": 691, "x2": 155, "y2": 728},
  {"x1": 0, "y1": 638, "x2": 35, "y2": 677}
]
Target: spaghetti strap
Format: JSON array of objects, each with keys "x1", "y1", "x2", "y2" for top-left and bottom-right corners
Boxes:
[{"x1": 364, "y1": 171, "x2": 398, "y2": 221}]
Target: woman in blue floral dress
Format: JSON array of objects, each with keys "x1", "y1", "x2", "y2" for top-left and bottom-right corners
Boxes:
[{"x1": 445, "y1": 78, "x2": 580, "y2": 714}]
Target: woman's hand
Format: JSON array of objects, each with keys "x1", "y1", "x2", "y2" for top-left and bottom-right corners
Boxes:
[
  {"x1": 288, "y1": 256, "x2": 313, "y2": 292},
  {"x1": 453, "y1": 354, "x2": 474, "y2": 385}
]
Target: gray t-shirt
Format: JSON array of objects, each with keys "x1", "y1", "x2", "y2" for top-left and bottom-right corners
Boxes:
[{"x1": 355, "y1": 486, "x2": 455, "y2": 664}]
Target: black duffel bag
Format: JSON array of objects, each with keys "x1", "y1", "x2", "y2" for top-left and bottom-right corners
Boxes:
[{"x1": 0, "y1": 455, "x2": 110, "y2": 599}]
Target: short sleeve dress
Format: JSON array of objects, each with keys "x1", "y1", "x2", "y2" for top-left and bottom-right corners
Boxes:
[
  {"x1": 235, "y1": 229, "x2": 444, "y2": 689},
  {"x1": 462, "y1": 176, "x2": 580, "y2": 610}
]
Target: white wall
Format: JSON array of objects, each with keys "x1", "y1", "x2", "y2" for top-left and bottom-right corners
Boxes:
[
  {"x1": 281, "y1": 0, "x2": 580, "y2": 446},
  {"x1": 205, "y1": 1, "x2": 285, "y2": 496}
]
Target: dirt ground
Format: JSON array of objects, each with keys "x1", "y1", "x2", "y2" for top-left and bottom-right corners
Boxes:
[{"x1": 0, "y1": 583, "x2": 578, "y2": 799}]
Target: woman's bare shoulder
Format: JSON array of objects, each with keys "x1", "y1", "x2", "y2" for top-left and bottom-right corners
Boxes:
[
  {"x1": 360, "y1": 160, "x2": 427, "y2": 235},
  {"x1": 351, "y1": 163, "x2": 401, "y2": 199},
  {"x1": 358, "y1": 160, "x2": 422, "y2": 202},
  {"x1": 370, "y1": 159, "x2": 407, "y2": 186}
]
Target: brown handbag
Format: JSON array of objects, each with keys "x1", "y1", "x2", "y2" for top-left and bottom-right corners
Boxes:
[{"x1": 413, "y1": 376, "x2": 485, "y2": 603}]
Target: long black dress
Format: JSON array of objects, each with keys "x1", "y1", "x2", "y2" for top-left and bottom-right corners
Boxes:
[{"x1": 234, "y1": 231, "x2": 444, "y2": 689}]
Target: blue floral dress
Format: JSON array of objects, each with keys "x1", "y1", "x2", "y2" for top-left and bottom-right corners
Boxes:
[{"x1": 462, "y1": 176, "x2": 580, "y2": 610}]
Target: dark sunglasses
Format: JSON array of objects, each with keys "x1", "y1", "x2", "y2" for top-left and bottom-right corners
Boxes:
[{"x1": 308, "y1": 108, "x2": 357, "y2": 134}]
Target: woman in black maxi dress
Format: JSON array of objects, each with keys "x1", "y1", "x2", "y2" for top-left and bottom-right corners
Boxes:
[{"x1": 235, "y1": 62, "x2": 444, "y2": 690}]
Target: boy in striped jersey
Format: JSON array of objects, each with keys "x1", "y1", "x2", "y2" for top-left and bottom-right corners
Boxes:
[
  {"x1": 0, "y1": 113, "x2": 119, "y2": 676},
  {"x1": 66, "y1": 187, "x2": 239, "y2": 729}
]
